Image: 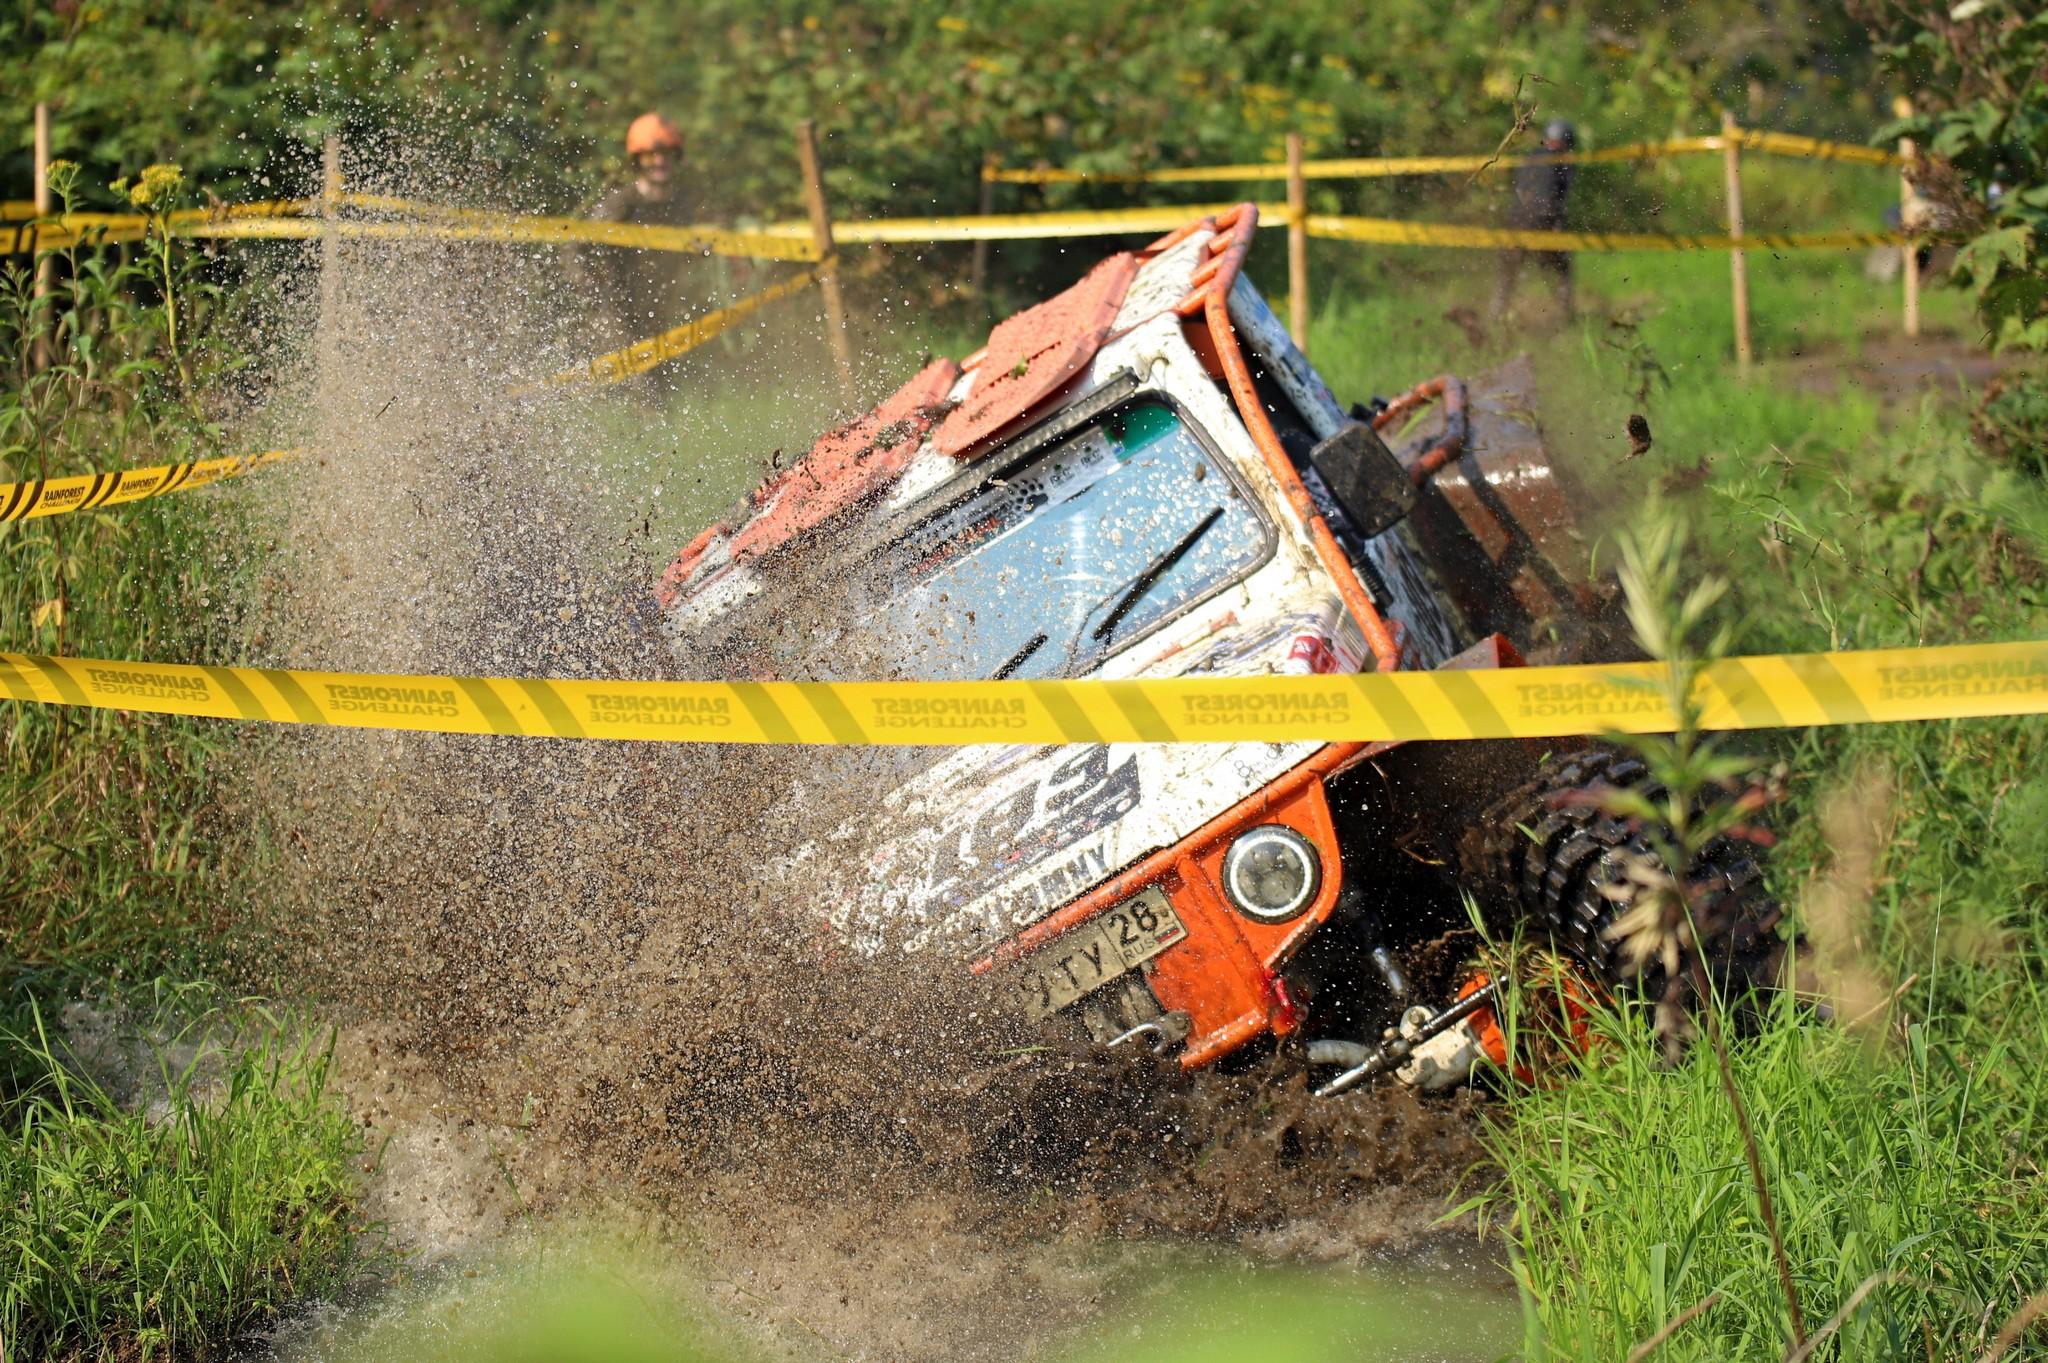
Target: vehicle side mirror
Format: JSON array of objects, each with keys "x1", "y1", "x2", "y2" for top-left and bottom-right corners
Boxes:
[{"x1": 1308, "y1": 421, "x2": 1416, "y2": 537}]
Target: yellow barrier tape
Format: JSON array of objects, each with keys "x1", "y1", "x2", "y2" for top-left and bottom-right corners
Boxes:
[
  {"x1": 987, "y1": 139, "x2": 1721, "y2": 184},
  {"x1": 0, "y1": 642, "x2": 2039, "y2": 746},
  {"x1": 191, "y1": 214, "x2": 820, "y2": 262},
  {"x1": 515, "y1": 267, "x2": 825, "y2": 394},
  {"x1": 985, "y1": 130, "x2": 1903, "y2": 184},
  {"x1": 1307, "y1": 214, "x2": 1906, "y2": 253},
  {"x1": 755, "y1": 203, "x2": 1288, "y2": 243},
  {"x1": 1731, "y1": 129, "x2": 1905, "y2": 166},
  {"x1": 0, "y1": 449, "x2": 294, "y2": 524},
  {"x1": 2, "y1": 200, "x2": 314, "y2": 252},
  {"x1": 3, "y1": 200, "x2": 819, "y2": 262},
  {"x1": 746, "y1": 205, "x2": 1899, "y2": 252},
  {"x1": 37, "y1": 199, "x2": 316, "y2": 225},
  {"x1": 327, "y1": 195, "x2": 821, "y2": 261}
]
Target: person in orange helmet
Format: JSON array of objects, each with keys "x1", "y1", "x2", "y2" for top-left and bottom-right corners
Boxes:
[
  {"x1": 621, "y1": 112, "x2": 685, "y2": 206},
  {"x1": 572, "y1": 112, "x2": 730, "y2": 352}
]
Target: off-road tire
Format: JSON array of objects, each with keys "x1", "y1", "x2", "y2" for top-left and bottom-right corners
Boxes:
[{"x1": 1461, "y1": 748, "x2": 1787, "y2": 1012}]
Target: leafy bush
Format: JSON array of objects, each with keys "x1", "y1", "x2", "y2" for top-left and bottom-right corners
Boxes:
[
  {"x1": 1860, "y1": 3, "x2": 2048, "y2": 349},
  {"x1": 1974, "y1": 369, "x2": 2048, "y2": 477},
  {"x1": 5, "y1": 0, "x2": 1881, "y2": 220}
]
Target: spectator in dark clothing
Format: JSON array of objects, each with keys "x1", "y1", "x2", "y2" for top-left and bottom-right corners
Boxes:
[
  {"x1": 570, "y1": 112, "x2": 726, "y2": 348},
  {"x1": 1491, "y1": 119, "x2": 1578, "y2": 324}
]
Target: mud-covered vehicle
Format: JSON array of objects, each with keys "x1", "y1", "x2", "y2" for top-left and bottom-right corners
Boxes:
[{"x1": 658, "y1": 205, "x2": 1784, "y2": 1094}]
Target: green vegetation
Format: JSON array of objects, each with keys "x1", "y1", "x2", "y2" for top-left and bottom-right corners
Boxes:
[
  {"x1": 0, "y1": 1006, "x2": 359, "y2": 1362},
  {"x1": 1860, "y1": 2, "x2": 2048, "y2": 350},
  {"x1": 1484, "y1": 985, "x2": 2048, "y2": 1359},
  {"x1": 5, "y1": 0, "x2": 1881, "y2": 215},
  {"x1": 2, "y1": 178, "x2": 360, "y2": 1360},
  {"x1": 1421, "y1": 225, "x2": 2048, "y2": 1359},
  {"x1": 5, "y1": 2, "x2": 2046, "y2": 1360},
  {"x1": 0, "y1": 164, "x2": 254, "y2": 981}
]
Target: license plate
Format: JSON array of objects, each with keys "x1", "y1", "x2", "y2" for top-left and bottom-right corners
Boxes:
[{"x1": 1009, "y1": 887, "x2": 1186, "y2": 1022}]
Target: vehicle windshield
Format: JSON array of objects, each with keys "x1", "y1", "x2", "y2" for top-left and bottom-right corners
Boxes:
[{"x1": 731, "y1": 400, "x2": 1272, "y2": 682}]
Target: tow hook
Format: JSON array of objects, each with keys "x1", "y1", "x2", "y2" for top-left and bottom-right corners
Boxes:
[
  {"x1": 1307, "y1": 980, "x2": 1500, "y2": 1098},
  {"x1": 1108, "y1": 1011, "x2": 1191, "y2": 1057}
]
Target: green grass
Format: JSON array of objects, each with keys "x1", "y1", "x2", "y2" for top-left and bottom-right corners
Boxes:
[
  {"x1": 0, "y1": 239, "x2": 259, "y2": 983},
  {"x1": 0, "y1": 495, "x2": 251, "y2": 984},
  {"x1": 1301, "y1": 239, "x2": 1970, "y2": 405},
  {"x1": 1478, "y1": 991, "x2": 2048, "y2": 1361},
  {"x1": 1306, "y1": 216, "x2": 2048, "y2": 1360},
  {"x1": 0, "y1": 1004, "x2": 361, "y2": 1362},
  {"x1": 1, "y1": 204, "x2": 363, "y2": 1361}
]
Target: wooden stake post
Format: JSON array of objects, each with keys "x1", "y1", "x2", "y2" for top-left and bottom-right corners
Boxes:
[
  {"x1": 970, "y1": 152, "x2": 996, "y2": 313},
  {"x1": 795, "y1": 120, "x2": 858, "y2": 405},
  {"x1": 318, "y1": 135, "x2": 342, "y2": 371},
  {"x1": 33, "y1": 102, "x2": 52, "y2": 371},
  {"x1": 1900, "y1": 152, "x2": 1921, "y2": 338},
  {"x1": 1286, "y1": 132, "x2": 1310, "y2": 353},
  {"x1": 1893, "y1": 95, "x2": 1920, "y2": 338},
  {"x1": 1721, "y1": 112, "x2": 1753, "y2": 376}
]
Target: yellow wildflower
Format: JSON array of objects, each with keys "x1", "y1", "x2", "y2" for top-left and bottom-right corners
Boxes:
[
  {"x1": 936, "y1": 15, "x2": 967, "y2": 32},
  {"x1": 127, "y1": 163, "x2": 185, "y2": 209}
]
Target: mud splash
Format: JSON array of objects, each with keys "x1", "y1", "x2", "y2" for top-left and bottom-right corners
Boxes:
[{"x1": 229, "y1": 130, "x2": 1508, "y2": 1361}]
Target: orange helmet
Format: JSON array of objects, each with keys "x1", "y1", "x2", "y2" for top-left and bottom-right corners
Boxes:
[{"x1": 626, "y1": 113, "x2": 683, "y2": 158}]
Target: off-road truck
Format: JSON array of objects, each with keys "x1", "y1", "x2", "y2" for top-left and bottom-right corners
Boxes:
[{"x1": 657, "y1": 205, "x2": 1783, "y2": 1094}]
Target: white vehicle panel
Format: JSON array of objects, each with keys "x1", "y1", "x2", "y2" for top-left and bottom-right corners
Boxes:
[
  {"x1": 676, "y1": 249, "x2": 1477, "y2": 964},
  {"x1": 801, "y1": 318, "x2": 1355, "y2": 956}
]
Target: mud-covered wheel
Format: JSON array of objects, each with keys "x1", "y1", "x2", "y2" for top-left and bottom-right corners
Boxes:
[{"x1": 1461, "y1": 748, "x2": 1788, "y2": 1015}]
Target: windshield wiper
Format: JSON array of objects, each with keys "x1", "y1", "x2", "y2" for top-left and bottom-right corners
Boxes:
[
  {"x1": 992, "y1": 631, "x2": 1049, "y2": 681},
  {"x1": 1091, "y1": 505, "x2": 1225, "y2": 644}
]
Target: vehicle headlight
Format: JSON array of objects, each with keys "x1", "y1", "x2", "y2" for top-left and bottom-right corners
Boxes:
[{"x1": 1221, "y1": 825, "x2": 1320, "y2": 923}]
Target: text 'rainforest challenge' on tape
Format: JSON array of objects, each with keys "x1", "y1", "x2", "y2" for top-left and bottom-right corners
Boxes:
[{"x1": 0, "y1": 641, "x2": 2042, "y2": 746}]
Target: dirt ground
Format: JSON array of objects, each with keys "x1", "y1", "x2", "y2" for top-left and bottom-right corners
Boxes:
[
  {"x1": 295, "y1": 1019, "x2": 1507, "y2": 1362},
  {"x1": 1777, "y1": 327, "x2": 2032, "y2": 405},
  {"x1": 245, "y1": 718, "x2": 1502, "y2": 1361}
]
